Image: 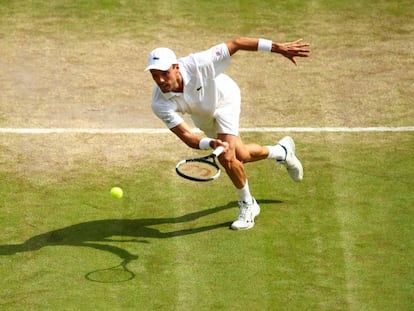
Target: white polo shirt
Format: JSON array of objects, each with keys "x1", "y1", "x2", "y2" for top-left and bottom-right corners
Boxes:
[{"x1": 151, "y1": 43, "x2": 241, "y2": 136}]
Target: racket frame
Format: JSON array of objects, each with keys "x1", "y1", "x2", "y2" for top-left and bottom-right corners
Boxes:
[{"x1": 175, "y1": 146, "x2": 224, "y2": 182}]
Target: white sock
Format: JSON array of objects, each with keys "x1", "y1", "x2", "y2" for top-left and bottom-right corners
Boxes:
[
  {"x1": 237, "y1": 180, "x2": 253, "y2": 203},
  {"x1": 266, "y1": 145, "x2": 286, "y2": 161}
]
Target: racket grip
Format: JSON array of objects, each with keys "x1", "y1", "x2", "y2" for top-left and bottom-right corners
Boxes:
[{"x1": 212, "y1": 146, "x2": 224, "y2": 157}]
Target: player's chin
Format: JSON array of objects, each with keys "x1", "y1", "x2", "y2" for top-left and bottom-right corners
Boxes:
[{"x1": 159, "y1": 85, "x2": 171, "y2": 93}]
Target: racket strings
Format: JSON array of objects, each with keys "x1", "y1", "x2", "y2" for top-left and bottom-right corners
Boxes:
[
  {"x1": 176, "y1": 159, "x2": 220, "y2": 181},
  {"x1": 178, "y1": 161, "x2": 218, "y2": 178}
]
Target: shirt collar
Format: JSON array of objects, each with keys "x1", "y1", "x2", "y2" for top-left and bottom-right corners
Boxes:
[
  {"x1": 162, "y1": 91, "x2": 181, "y2": 99},
  {"x1": 179, "y1": 61, "x2": 190, "y2": 86}
]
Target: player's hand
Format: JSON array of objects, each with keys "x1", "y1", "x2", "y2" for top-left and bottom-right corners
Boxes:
[
  {"x1": 274, "y1": 39, "x2": 310, "y2": 65},
  {"x1": 213, "y1": 139, "x2": 229, "y2": 153}
]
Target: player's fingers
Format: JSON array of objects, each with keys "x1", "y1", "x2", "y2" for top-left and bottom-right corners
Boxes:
[
  {"x1": 292, "y1": 38, "x2": 303, "y2": 44},
  {"x1": 297, "y1": 50, "x2": 310, "y2": 57}
]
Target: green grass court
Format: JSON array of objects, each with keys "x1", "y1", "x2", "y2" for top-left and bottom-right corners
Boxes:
[{"x1": 1, "y1": 1, "x2": 413, "y2": 310}]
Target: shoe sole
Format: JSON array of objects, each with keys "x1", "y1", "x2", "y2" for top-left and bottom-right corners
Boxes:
[
  {"x1": 230, "y1": 204, "x2": 260, "y2": 230},
  {"x1": 278, "y1": 136, "x2": 303, "y2": 181},
  {"x1": 231, "y1": 223, "x2": 255, "y2": 230}
]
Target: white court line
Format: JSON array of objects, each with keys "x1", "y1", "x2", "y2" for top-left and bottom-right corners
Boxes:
[
  {"x1": 243, "y1": 126, "x2": 414, "y2": 133},
  {"x1": 0, "y1": 126, "x2": 413, "y2": 134}
]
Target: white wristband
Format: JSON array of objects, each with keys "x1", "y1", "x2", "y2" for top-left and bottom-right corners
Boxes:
[
  {"x1": 199, "y1": 138, "x2": 213, "y2": 150},
  {"x1": 258, "y1": 38, "x2": 272, "y2": 52}
]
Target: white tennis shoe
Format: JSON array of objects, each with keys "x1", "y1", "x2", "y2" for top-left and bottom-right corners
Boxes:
[
  {"x1": 277, "y1": 136, "x2": 303, "y2": 182},
  {"x1": 231, "y1": 198, "x2": 260, "y2": 230}
]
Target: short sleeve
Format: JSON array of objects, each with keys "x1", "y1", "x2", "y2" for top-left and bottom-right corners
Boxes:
[
  {"x1": 192, "y1": 43, "x2": 230, "y2": 76},
  {"x1": 151, "y1": 87, "x2": 184, "y2": 129}
]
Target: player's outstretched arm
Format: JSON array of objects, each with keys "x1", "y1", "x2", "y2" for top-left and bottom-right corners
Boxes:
[
  {"x1": 170, "y1": 122, "x2": 201, "y2": 149},
  {"x1": 171, "y1": 123, "x2": 229, "y2": 151},
  {"x1": 225, "y1": 37, "x2": 310, "y2": 65}
]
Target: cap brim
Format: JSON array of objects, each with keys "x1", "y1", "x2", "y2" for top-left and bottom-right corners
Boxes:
[{"x1": 144, "y1": 63, "x2": 173, "y2": 72}]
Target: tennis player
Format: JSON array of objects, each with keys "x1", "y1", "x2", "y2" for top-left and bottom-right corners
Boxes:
[{"x1": 145, "y1": 37, "x2": 310, "y2": 230}]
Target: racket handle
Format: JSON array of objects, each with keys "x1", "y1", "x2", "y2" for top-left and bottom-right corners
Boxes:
[{"x1": 212, "y1": 146, "x2": 224, "y2": 157}]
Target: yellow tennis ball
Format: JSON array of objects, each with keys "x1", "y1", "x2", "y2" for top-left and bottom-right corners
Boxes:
[{"x1": 110, "y1": 187, "x2": 123, "y2": 199}]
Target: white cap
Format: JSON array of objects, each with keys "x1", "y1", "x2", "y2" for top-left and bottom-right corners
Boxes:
[{"x1": 144, "y1": 47, "x2": 178, "y2": 72}]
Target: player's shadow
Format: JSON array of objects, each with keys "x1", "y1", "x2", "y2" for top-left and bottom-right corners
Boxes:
[{"x1": 0, "y1": 199, "x2": 281, "y2": 282}]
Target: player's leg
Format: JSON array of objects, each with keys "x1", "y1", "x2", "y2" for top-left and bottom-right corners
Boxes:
[
  {"x1": 217, "y1": 133, "x2": 260, "y2": 230},
  {"x1": 233, "y1": 136, "x2": 283, "y2": 163},
  {"x1": 216, "y1": 133, "x2": 246, "y2": 189},
  {"x1": 235, "y1": 135, "x2": 303, "y2": 181}
]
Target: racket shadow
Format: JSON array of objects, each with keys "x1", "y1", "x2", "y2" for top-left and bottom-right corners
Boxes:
[{"x1": 0, "y1": 201, "x2": 236, "y2": 282}]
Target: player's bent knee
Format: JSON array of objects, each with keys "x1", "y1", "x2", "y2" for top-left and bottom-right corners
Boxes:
[{"x1": 218, "y1": 155, "x2": 241, "y2": 171}]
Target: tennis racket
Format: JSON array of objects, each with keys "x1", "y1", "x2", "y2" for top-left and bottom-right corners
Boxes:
[{"x1": 175, "y1": 146, "x2": 224, "y2": 182}]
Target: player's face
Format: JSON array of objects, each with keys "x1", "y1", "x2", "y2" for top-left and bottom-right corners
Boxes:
[{"x1": 150, "y1": 65, "x2": 182, "y2": 93}]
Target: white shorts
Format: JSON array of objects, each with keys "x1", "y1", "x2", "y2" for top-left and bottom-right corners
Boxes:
[{"x1": 191, "y1": 75, "x2": 241, "y2": 138}]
